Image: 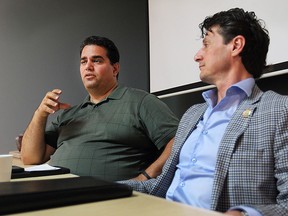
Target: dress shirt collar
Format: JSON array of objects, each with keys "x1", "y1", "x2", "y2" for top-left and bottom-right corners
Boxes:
[
  {"x1": 202, "y1": 78, "x2": 255, "y2": 107},
  {"x1": 231, "y1": 77, "x2": 255, "y2": 97}
]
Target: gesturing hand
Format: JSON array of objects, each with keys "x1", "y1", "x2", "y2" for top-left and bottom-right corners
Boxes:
[{"x1": 37, "y1": 89, "x2": 71, "y2": 118}]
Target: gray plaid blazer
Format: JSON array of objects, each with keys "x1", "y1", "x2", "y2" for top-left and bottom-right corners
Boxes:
[{"x1": 120, "y1": 85, "x2": 288, "y2": 216}]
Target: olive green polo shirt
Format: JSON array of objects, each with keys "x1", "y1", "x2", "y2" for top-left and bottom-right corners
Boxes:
[{"x1": 46, "y1": 85, "x2": 179, "y2": 181}]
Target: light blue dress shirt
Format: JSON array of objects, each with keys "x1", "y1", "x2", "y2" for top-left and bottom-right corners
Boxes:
[{"x1": 166, "y1": 78, "x2": 261, "y2": 216}]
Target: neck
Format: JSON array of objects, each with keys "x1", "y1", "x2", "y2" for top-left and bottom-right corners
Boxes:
[
  {"x1": 216, "y1": 72, "x2": 252, "y2": 104},
  {"x1": 89, "y1": 83, "x2": 118, "y2": 104}
]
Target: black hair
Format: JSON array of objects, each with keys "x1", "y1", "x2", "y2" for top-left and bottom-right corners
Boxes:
[
  {"x1": 80, "y1": 36, "x2": 120, "y2": 65},
  {"x1": 199, "y1": 8, "x2": 270, "y2": 78}
]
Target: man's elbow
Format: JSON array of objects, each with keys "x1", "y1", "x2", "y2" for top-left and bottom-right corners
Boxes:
[{"x1": 20, "y1": 152, "x2": 44, "y2": 165}]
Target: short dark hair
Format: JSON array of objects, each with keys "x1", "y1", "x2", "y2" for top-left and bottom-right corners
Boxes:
[
  {"x1": 199, "y1": 8, "x2": 270, "y2": 78},
  {"x1": 80, "y1": 36, "x2": 120, "y2": 65}
]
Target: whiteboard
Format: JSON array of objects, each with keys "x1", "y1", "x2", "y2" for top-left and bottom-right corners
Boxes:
[{"x1": 149, "y1": 0, "x2": 288, "y2": 95}]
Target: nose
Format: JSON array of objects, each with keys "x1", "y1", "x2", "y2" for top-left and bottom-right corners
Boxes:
[
  {"x1": 85, "y1": 60, "x2": 93, "y2": 70},
  {"x1": 194, "y1": 50, "x2": 202, "y2": 62}
]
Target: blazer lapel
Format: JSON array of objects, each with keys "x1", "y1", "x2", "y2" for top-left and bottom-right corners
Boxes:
[
  {"x1": 210, "y1": 85, "x2": 263, "y2": 210},
  {"x1": 152, "y1": 103, "x2": 208, "y2": 197},
  {"x1": 168, "y1": 103, "x2": 208, "y2": 175},
  {"x1": 176, "y1": 103, "x2": 208, "y2": 149}
]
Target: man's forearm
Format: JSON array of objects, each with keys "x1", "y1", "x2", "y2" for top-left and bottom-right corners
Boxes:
[
  {"x1": 20, "y1": 89, "x2": 70, "y2": 165},
  {"x1": 134, "y1": 138, "x2": 174, "y2": 181},
  {"x1": 145, "y1": 138, "x2": 174, "y2": 177},
  {"x1": 20, "y1": 110, "x2": 50, "y2": 164}
]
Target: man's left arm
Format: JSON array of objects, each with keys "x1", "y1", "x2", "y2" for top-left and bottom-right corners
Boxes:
[{"x1": 133, "y1": 138, "x2": 174, "y2": 181}]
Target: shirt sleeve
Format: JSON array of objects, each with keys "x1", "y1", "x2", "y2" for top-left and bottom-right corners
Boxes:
[
  {"x1": 230, "y1": 206, "x2": 263, "y2": 216},
  {"x1": 138, "y1": 93, "x2": 179, "y2": 150},
  {"x1": 44, "y1": 116, "x2": 61, "y2": 149}
]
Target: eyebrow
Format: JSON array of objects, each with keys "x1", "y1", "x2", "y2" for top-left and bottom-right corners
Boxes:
[{"x1": 80, "y1": 55, "x2": 104, "y2": 61}]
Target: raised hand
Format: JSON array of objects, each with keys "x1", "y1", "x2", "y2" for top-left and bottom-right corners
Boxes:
[{"x1": 36, "y1": 89, "x2": 71, "y2": 118}]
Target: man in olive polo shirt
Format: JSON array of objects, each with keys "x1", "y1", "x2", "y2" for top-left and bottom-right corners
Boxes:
[{"x1": 20, "y1": 36, "x2": 179, "y2": 181}]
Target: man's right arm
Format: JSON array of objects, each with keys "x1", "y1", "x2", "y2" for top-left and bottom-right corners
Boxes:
[
  {"x1": 20, "y1": 89, "x2": 71, "y2": 165},
  {"x1": 20, "y1": 109, "x2": 55, "y2": 164}
]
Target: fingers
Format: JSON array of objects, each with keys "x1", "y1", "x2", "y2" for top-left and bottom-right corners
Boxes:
[
  {"x1": 37, "y1": 89, "x2": 70, "y2": 116},
  {"x1": 43, "y1": 90, "x2": 62, "y2": 113},
  {"x1": 15, "y1": 134, "x2": 23, "y2": 151}
]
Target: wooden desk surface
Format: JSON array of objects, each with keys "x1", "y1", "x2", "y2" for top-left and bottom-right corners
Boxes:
[{"x1": 11, "y1": 157, "x2": 224, "y2": 216}]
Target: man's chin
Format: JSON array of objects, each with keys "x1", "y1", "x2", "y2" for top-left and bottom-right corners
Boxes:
[
  {"x1": 83, "y1": 81, "x2": 97, "y2": 89},
  {"x1": 200, "y1": 76, "x2": 212, "y2": 85},
  {"x1": 83, "y1": 84, "x2": 97, "y2": 92}
]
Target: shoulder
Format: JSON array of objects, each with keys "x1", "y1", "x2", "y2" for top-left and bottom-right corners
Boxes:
[
  {"x1": 123, "y1": 86, "x2": 162, "y2": 103},
  {"x1": 183, "y1": 103, "x2": 207, "y2": 117},
  {"x1": 260, "y1": 90, "x2": 288, "y2": 109},
  {"x1": 250, "y1": 90, "x2": 288, "y2": 124},
  {"x1": 175, "y1": 103, "x2": 207, "y2": 130},
  {"x1": 249, "y1": 85, "x2": 288, "y2": 110},
  {"x1": 262, "y1": 90, "x2": 288, "y2": 100},
  {"x1": 123, "y1": 86, "x2": 151, "y2": 97}
]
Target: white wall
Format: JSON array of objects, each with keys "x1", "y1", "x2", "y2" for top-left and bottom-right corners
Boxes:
[{"x1": 149, "y1": 0, "x2": 288, "y2": 94}]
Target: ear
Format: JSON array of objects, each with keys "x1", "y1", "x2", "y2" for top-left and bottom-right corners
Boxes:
[
  {"x1": 112, "y1": 62, "x2": 120, "y2": 77},
  {"x1": 231, "y1": 35, "x2": 245, "y2": 57}
]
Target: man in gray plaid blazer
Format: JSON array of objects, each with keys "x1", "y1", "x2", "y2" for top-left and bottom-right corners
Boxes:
[{"x1": 120, "y1": 8, "x2": 288, "y2": 216}]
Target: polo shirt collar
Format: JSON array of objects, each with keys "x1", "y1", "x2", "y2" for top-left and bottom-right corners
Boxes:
[{"x1": 80, "y1": 85, "x2": 127, "y2": 108}]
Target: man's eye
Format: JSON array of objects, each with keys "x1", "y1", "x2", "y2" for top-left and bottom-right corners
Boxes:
[
  {"x1": 81, "y1": 60, "x2": 87, "y2": 64},
  {"x1": 93, "y1": 59, "x2": 102, "y2": 63}
]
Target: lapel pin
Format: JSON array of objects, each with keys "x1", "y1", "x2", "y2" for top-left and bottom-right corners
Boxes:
[{"x1": 242, "y1": 109, "x2": 252, "y2": 118}]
